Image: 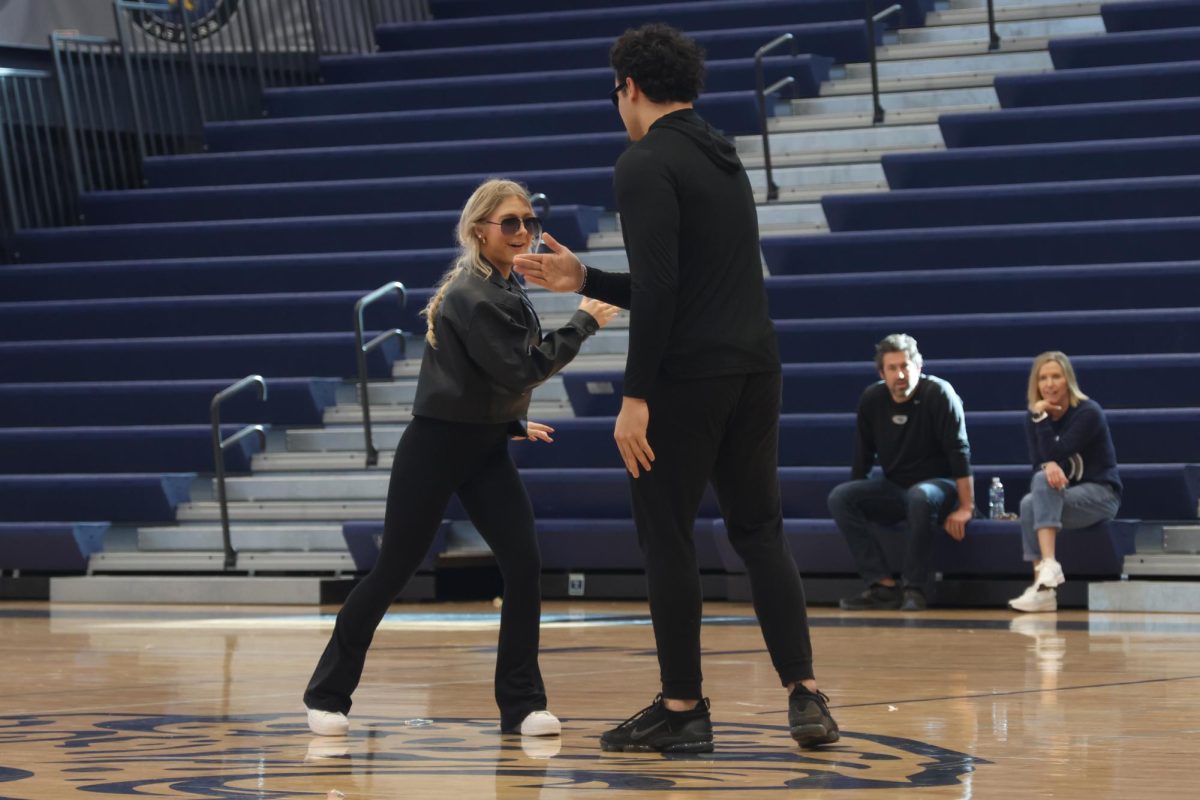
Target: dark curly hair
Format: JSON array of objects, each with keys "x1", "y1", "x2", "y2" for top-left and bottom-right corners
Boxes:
[{"x1": 609, "y1": 23, "x2": 706, "y2": 104}]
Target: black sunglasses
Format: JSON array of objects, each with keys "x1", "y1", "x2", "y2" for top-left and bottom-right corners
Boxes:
[
  {"x1": 609, "y1": 82, "x2": 626, "y2": 108},
  {"x1": 482, "y1": 215, "x2": 543, "y2": 238}
]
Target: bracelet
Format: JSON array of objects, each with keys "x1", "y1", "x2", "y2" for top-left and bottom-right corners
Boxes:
[
  {"x1": 575, "y1": 262, "x2": 588, "y2": 294},
  {"x1": 1031, "y1": 411, "x2": 1048, "y2": 423}
]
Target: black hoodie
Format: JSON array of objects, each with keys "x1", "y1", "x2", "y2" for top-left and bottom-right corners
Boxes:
[{"x1": 582, "y1": 108, "x2": 780, "y2": 398}]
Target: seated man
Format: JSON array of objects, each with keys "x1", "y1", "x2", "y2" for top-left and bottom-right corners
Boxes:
[{"x1": 828, "y1": 334, "x2": 975, "y2": 611}]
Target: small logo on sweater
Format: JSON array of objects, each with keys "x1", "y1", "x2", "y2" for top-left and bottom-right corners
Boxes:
[{"x1": 892, "y1": 415, "x2": 908, "y2": 425}]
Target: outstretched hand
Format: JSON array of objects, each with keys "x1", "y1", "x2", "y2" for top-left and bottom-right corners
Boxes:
[
  {"x1": 512, "y1": 421, "x2": 555, "y2": 443},
  {"x1": 513, "y1": 232, "x2": 586, "y2": 293}
]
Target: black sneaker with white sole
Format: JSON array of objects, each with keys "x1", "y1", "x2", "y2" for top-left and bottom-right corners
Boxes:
[
  {"x1": 788, "y1": 685, "x2": 840, "y2": 748},
  {"x1": 599, "y1": 695, "x2": 713, "y2": 753}
]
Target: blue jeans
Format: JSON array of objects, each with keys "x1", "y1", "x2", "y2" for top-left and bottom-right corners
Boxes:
[
  {"x1": 1019, "y1": 471, "x2": 1121, "y2": 561},
  {"x1": 827, "y1": 477, "x2": 960, "y2": 588}
]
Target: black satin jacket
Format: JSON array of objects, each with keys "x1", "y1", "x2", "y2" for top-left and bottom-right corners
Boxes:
[{"x1": 411, "y1": 265, "x2": 598, "y2": 433}]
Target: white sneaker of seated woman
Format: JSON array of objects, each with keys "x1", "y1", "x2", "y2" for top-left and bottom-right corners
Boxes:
[
  {"x1": 519, "y1": 710, "x2": 561, "y2": 737},
  {"x1": 1035, "y1": 558, "x2": 1066, "y2": 589},
  {"x1": 307, "y1": 708, "x2": 350, "y2": 736},
  {"x1": 1009, "y1": 584, "x2": 1058, "y2": 613}
]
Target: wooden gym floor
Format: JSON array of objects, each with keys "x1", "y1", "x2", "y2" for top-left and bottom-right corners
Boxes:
[{"x1": 1, "y1": 600, "x2": 1197, "y2": 798}]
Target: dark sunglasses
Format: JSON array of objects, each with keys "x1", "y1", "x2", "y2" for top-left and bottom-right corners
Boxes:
[
  {"x1": 610, "y1": 83, "x2": 627, "y2": 108},
  {"x1": 482, "y1": 215, "x2": 542, "y2": 238}
]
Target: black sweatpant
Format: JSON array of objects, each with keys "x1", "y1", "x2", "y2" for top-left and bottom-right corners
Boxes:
[
  {"x1": 303, "y1": 415, "x2": 546, "y2": 731},
  {"x1": 631, "y1": 370, "x2": 814, "y2": 699}
]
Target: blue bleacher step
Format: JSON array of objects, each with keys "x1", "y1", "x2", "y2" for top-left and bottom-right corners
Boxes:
[
  {"x1": 562, "y1": 353, "x2": 1200, "y2": 415},
  {"x1": 0, "y1": 332, "x2": 401, "y2": 382},
  {"x1": 0, "y1": 522, "x2": 109, "y2": 573},
  {"x1": 761, "y1": 216, "x2": 1200, "y2": 273},
  {"x1": 0, "y1": 250, "x2": 467, "y2": 301},
  {"x1": 320, "y1": 22, "x2": 875, "y2": 84},
  {"x1": 0, "y1": 379, "x2": 338, "y2": 427},
  {"x1": 374, "y1": 0, "x2": 914, "y2": 52},
  {"x1": 203, "y1": 92, "x2": 761, "y2": 152},
  {"x1": 0, "y1": 474, "x2": 193, "y2": 523},
  {"x1": 823, "y1": 174, "x2": 1200, "y2": 231},
  {"x1": 995, "y1": 60, "x2": 1200, "y2": 108},
  {"x1": 940, "y1": 96, "x2": 1200, "y2": 147},
  {"x1": 882, "y1": 135, "x2": 1200, "y2": 189},
  {"x1": 0, "y1": 291, "x2": 428, "y2": 342},
  {"x1": 1049, "y1": 25, "x2": 1200, "y2": 69},
  {"x1": 13, "y1": 207, "x2": 602, "y2": 262},
  {"x1": 143, "y1": 133, "x2": 629, "y2": 188},
  {"x1": 0, "y1": 425, "x2": 266, "y2": 474},
  {"x1": 1102, "y1": 0, "x2": 1200, "y2": 33},
  {"x1": 764, "y1": 261, "x2": 1200, "y2": 318},
  {"x1": 265, "y1": 55, "x2": 829, "y2": 119}
]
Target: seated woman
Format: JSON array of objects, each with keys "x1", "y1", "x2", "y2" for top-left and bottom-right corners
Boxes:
[{"x1": 1009, "y1": 351, "x2": 1122, "y2": 613}]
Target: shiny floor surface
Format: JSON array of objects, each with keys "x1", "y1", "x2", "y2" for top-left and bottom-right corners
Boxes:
[{"x1": 2, "y1": 601, "x2": 1198, "y2": 798}]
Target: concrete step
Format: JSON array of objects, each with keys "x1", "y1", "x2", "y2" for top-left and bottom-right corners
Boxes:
[
  {"x1": 950, "y1": 0, "x2": 1100, "y2": 8},
  {"x1": 756, "y1": 182, "x2": 888, "y2": 204},
  {"x1": 1163, "y1": 525, "x2": 1200, "y2": 554},
  {"x1": 390, "y1": 351, "x2": 629, "y2": 377},
  {"x1": 137, "y1": 523, "x2": 347, "y2": 551},
  {"x1": 220, "y1": 473, "x2": 387, "y2": 501},
  {"x1": 50, "y1": 574, "x2": 361, "y2": 604},
  {"x1": 254, "y1": 451, "x2": 390, "y2": 471},
  {"x1": 926, "y1": 2, "x2": 1100, "y2": 26},
  {"x1": 1122, "y1": 553, "x2": 1200, "y2": 577},
  {"x1": 771, "y1": 104, "x2": 995, "y2": 132},
  {"x1": 321, "y1": 398, "x2": 574, "y2": 424},
  {"x1": 1089, "y1": 579, "x2": 1200, "y2": 612},
  {"x1": 738, "y1": 142, "x2": 944, "y2": 171},
  {"x1": 875, "y1": 32, "x2": 1081, "y2": 61},
  {"x1": 87, "y1": 550, "x2": 356, "y2": 574},
  {"x1": 899, "y1": 14, "x2": 1104, "y2": 43},
  {"x1": 791, "y1": 86, "x2": 999, "y2": 116},
  {"x1": 839, "y1": 50, "x2": 1052, "y2": 82},
  {"x1": 177, "y1": 499, "x2": 386, "y2": 521},
  {"x1": 744, "y1": 123, "x2": 944, "y2": 156}
]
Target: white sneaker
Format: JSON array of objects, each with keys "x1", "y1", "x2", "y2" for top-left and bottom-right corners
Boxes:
[
  {"x1": 1009, "y1": 586, "x2": 1057, "y2": 613},
  {"x1": 518, "y1": 710, "x2": 561, "y2": 737},
  {"x1": 307, "y1": 707, "x2": 350, "y2": 736},
  {"x1": 1035, "y1": 558, "x2": 1066, "y2": 589}
]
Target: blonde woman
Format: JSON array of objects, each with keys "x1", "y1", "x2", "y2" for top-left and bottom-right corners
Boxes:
[
  {"x1": 304, "y1": 179, "x2": 618, "y2": 736},
  {"x1": 1009, "y1": 352, "x2": 1122, "y2": 613}
]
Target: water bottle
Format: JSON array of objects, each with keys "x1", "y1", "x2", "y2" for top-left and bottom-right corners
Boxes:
[{"x1": 988, "y1": 476, "x2": 1005, "y2": 519}]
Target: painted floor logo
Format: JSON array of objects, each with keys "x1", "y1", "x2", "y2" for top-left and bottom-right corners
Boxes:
[
  {"x1": 0, "y1": 712, "x2": 988, "y2": 796},
  {"x1": 131, "y1": 0, "x2": 241, "y2": 43}
]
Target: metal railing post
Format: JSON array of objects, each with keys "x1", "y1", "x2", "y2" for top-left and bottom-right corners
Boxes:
[
  {"x1": 354, "y1": 282, "x2": 407, "y2": 467},
  {"x1": 754, "y1": 33, "x2": 797, "y2": 202},
  {"x1": 210, "y1": 375, "x2": 268, "y2": 570},
  {"x1": 866, "y1": 4, "x2": 903, "y2": 125},
  {"x1": 987, "y1": 0, "x2": 1001, "y2": 51}
]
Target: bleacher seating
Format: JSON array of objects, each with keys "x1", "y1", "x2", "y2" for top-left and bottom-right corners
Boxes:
[{"x1": 3, "y1": 0, "x2": 1197, "y2": 588}]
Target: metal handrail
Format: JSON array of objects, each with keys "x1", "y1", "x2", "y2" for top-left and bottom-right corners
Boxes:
[
  {"x1": 210, "y1": 375, "x2": 267, "y2": 570},
  {"x1": 986, "y1": 0, "x2": 1002, "y2": 51},
  {"x1": 754, "y1": 33, "x2": 798, "y2": 202},
  {"x1": 355, "y1": 282, "x2": 407, "y2": 468},
  {"x1": 865, "y1": 4, "x2": 904, "y2": 125}
]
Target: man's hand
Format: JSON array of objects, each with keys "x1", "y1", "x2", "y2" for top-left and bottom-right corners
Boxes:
[
  {"x1": 512, "y1": 421, "x2": 555, "y2": 443},
  {"x1": 614, "y1": 397, "x2": 654, "y2": 478},
  {"x1": 512, "y1": 232, "x2": 585, "y2": 293},
  {"x1": 1043, "y1": 461, "x2": 1069, "y2": 490},
  {"x1": 943, "y1": 507, "x2": 973, "y2": 541}
]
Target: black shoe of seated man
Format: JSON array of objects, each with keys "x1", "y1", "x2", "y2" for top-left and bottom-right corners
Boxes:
[
  {"x1": 900, "y1": 587, "x2": 927, "y2": 611},
  {"x1": 788, "y1": 684, "x2": 840, "y2": 747},
  {"x1": 839, "y1": 583, "x2": 901, "y2": 610},
  {"x1": 599, "y1": 695, "x2": 713, "y2": 753}
]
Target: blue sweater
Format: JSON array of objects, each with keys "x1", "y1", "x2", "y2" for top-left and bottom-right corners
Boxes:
[{"x1": 1024, "y1": 398, "x2": 1122, "y2": 496}]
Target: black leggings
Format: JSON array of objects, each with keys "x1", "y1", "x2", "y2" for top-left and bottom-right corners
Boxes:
[
  {"x1": 304, "y1": 415, "x2": 546, "y2": 731},
  {"x1": 631, "y1": 371, "x2": 815, "y2": 699}
]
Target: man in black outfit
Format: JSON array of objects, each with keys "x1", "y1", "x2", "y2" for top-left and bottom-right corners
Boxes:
[
  {"x1": 513, "y1": 23, "x2": 838, "y2": 753},
  {"x1": 828, "y1": 334, "x2": 975, "y2": 612}
]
